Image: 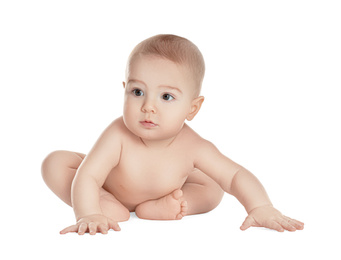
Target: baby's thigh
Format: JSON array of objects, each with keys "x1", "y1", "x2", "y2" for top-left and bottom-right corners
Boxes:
[
  {"x1": 185, "y1": 168, "x2": 218, "y2": 186},
  {"x1": 185, "y1": 168, "x2": 224, "y2": 198},
  {"x1": 99, "y1": 189, "x2": 131, "y2": 222}
]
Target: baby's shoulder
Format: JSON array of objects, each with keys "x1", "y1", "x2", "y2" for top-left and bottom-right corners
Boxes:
[
  {"x1": 102, "y1": 116, "x2": 130, "y2": 141},
  {"x1": 107, "y1": 116, "x2": 125, "y2": 132},
  {"x1": 180, "y1": 125, "x2": 221, "y2": 162},
  {"x1": 180, "y1": 124, "x2": 213, "y2": 149}
]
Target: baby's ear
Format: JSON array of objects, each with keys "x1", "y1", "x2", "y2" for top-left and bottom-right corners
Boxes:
[
  {"x1": 187, "y1": 96, "x2": 204, "y2": 121},
  {"x1": 122, "y1": 82, "x2": 126, "y2": 88}
]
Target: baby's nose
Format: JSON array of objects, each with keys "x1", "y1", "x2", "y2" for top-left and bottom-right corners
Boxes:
[{"x1": 141, "y1": 100, "x2": 157, "y2": 114}]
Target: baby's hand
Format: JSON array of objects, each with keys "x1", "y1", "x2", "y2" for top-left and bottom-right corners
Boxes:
[
  {"x1": 60, "y1": 214, "x2": 121, "y2": 235},
  {"x1": 240, "y1": 205, "x2": 304, "y2": 232}
]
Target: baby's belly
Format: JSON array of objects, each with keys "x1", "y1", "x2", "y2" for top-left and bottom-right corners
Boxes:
[{"x1": 103, "y1": 169, "x2": 188, "y2": 211}]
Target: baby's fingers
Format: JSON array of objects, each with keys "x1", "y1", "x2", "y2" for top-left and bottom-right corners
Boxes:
[
  {"x1": 279, "y1": 218, "x2": 297, "y2": 232},
  {"x1": 60, "y1": 224, "x2": 79, "y2": 234},
  {"x1": 274, "y1": 216, "x2": 305, "y2": 232},
  {"x1": 78, "y1": 222, "x2": 88, "y2": 235},
  {"x1": 240, "y1": 216, "x2": 255, "y2": 231},
  {"x1": 108, "y1": 219, "x2": 121, "y2": 231},
  {"x1": 267, "y1": 220, "x2": 285, "y2": 232},
  {"x1": 98, "y1": 223, "x2": 109, "y2": 234},
  {"x1": 284, "y1": 217, "x2": 304, "y2": 230},
  {"x1": 88, "y1": 222, "x2": 97, "y2": 235}
]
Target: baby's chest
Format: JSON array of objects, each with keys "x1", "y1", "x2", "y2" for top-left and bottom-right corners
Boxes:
[{"x1": 115, "y1": 149, "x2": 192, "y2": 194}]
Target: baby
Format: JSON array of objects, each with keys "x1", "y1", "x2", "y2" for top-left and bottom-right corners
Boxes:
[{"x1": 42, "y1": 34, "x2": 304, "y2": 235}]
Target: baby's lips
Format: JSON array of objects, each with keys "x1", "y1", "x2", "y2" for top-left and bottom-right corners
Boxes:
[
  {"x1": 140, "y1": 120, "x2": 158, "y2": 127},
  {"x1": 144, "y1": 119, "x2": 156, "y2": 124}
]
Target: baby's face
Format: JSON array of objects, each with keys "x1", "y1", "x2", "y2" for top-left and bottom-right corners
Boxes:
[{"x1": 123, "y1": 55, "x2": 197, "y2": 142}]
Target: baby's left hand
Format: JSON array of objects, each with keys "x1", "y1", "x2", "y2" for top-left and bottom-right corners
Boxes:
[{"x1": 240, "y1": 205, "x2": 304, "y2": 232}]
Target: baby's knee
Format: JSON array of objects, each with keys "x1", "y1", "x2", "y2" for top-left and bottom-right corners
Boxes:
[
  {"x1": 41, "y1": 150, "x2": 68, "y2": 180},
  {"x1": 42, "y1": 150, "x2": 62, "y2": 171},
  {"x1": 202, "y1": 188, "x2": 224, "y2": 213}
]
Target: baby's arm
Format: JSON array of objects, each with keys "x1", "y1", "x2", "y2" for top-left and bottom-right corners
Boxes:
[
  {"x1": 60, "y1": 120, "x2": 122, "y2": 235},
  {"x1": 194, "y1": 140, "x2": 304, "y2": 232}
]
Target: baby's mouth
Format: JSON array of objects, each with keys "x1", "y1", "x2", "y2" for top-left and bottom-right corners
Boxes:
[{"x1": 139, "y1": 120, "x2": 158, "y2": 128}]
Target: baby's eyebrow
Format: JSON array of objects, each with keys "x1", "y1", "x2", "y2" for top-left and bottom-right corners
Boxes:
[
  {"x1": 127, "y1": 79, "x2": 146, "y2": 86},
  {"x1": 159, "y1": 85, "x2": 183, "y2": 94}
]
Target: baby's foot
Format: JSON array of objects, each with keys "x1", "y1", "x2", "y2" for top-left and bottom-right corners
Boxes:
[
  {"x1": 135, "y1": 189, "x2": 188, "y2": 220},
  {"x1": 157, "y1": 189, "x2": 188, "y2": 220}
]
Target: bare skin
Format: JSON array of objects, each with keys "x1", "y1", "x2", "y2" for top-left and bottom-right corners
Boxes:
[
  {"x1": 42, "y1": 148, "x2": 224, "y2": 235},
  {"x1": 42, "y1": 55, "x2": 304, "y2": 235}
]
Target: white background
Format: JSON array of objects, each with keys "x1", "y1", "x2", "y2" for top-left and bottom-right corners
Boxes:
[{"x1": 1, "y1": 0, "x2": 340, "y2": 259}]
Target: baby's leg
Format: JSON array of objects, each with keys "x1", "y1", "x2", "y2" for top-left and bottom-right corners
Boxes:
[
  {"x1": 135, "y1": 190, "x2": 188, "y2": 220},
  {"x1": 135, "y1": 169, "x2": 223, "y2": 220},
  {"x1": 182, "y1": 168, "x2": 224, "y2": 215},
  {"x1": 41, "y1": 150, "x2": 130, "y2": 222}
]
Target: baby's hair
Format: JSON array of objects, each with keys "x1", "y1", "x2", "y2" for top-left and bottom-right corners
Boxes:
[{"x1": 127, "y1": 34, "x2": 205, "y2": 96}]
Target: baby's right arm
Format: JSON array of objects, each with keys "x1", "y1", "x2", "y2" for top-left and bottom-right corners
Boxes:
[{"x1": 62, "y1": 119, "x2": 122, "y2": 234}]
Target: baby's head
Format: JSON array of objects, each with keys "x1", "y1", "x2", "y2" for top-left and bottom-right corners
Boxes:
[
  {"x1": 126, "y1": 34, "x2": 205, "y2": 97},
  {"x1": 123, "y1": 34, "x2": 206, "y2": 143}
]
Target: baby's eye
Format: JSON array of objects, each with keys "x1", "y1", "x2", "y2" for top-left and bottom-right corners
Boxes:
[
  {"x1": 162, "y1": 93, "x2": 175, "y2": 101},
  {"x1": 132, "y1": 89, "x2": 144, "y2": 97}
]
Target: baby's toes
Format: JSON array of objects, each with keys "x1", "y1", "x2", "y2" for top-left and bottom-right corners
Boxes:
[
  {"x1": 175, "y1": 213, "x2": 183, "y2": 220},
  {"x1": 175, "y1": 201, "x2": 188, "y2": 220},
  {"x1": 180, "y1": 201, "x2": 188, "y2": 216}
]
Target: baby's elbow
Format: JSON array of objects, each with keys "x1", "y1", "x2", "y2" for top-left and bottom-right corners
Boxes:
[{"x1": 226, "y1": 168, "x2": 243, "y2": 194}]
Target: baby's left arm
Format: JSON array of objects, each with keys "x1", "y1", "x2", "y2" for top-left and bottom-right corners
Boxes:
[{"x1": 194, "y1": 140, "x2": 304, "y2": 232}]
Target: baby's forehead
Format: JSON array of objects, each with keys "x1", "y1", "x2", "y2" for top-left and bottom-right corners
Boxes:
[
  {"x1": 129, "y1": 54, "x2": 183, "y2": 66},
  {"x1": 130, "y1": 55, "x2": 193, "y2": 76},
  {"x1": 138, "y1": 56, "x2": 193, "y2": 76}
]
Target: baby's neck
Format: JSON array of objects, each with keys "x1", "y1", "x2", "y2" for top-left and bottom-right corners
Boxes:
[{"x1": 139, "y1": 136, "x2": 177, "y2": 149}]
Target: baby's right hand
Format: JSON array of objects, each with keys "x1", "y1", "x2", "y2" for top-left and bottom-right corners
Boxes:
[{"x1": 60, "y1": 214, "x2": 121, "y2": 235}]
